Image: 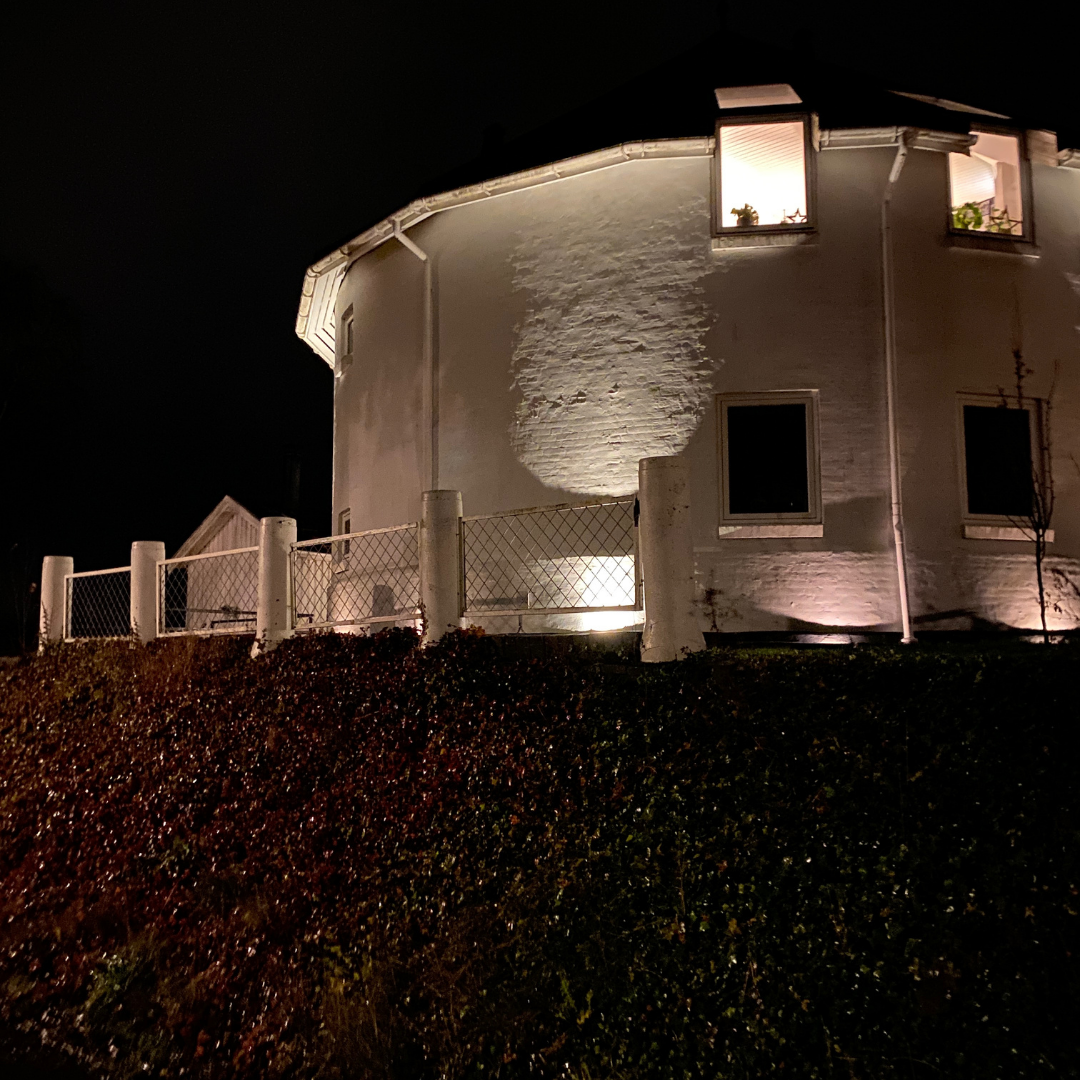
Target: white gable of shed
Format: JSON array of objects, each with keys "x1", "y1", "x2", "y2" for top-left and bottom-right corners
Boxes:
[{"x1": 174, "y1": 496, "x2": 259, "y2": 558}]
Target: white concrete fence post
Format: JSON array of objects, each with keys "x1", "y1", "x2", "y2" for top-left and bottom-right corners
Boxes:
[
  {"x1": 638, "y1": 456, "x2": 706, "y2": 663},
  {"x1": 252, "y1": 516, "x2": 296, "y2": 656},
  {"x1": 130, "y1": 541, "x2": 165, "y2": 643},
  {"x1": 420, "y1": 490, "x2": 463, "y2": 644},
  {"x1": 39, "y1": 555, "x2": 73, "y2": 649}
]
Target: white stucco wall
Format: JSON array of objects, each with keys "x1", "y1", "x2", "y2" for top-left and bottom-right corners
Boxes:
[{"x1": 331, "y1": 144, "x2": 1080, "y2": 634}]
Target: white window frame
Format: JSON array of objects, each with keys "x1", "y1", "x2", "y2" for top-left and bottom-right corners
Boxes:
[
  {"x1": 337, "y1": 304, "x2": 355, "y2": 373},
  {"x1": 947, "y1": 127, "x2": 1033, "y2": 246},
  {"x1": 712, "y1": 113, "x2": 817, "y2": 239},
  {"x1": 338, "y1": 508, "x2": 352, "y2": 556},
  {"x1": 717, "y1": 390, "x2": 822, "y2": 538},
  {"x1": 956, "y1": 392, "x2": 1050, "y2": 541}
]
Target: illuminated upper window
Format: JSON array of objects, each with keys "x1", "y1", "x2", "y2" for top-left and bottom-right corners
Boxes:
[
  {"x1": 948, "y1": 132, "x2": 1025, "y2": 236},
  {"x1": 716, "y1": 120, "x2": 809, "y2": 230}
]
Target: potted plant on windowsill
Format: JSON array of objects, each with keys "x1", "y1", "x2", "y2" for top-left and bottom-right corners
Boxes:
[
  {"x1": 952, "y1": 201, "x2": 984, "y2": 230},
  {"x1": 987, "y1": 207, "x2": 1020, "y2": 235},
  {"x1": 730, "y1": 204, "x2": 759, "y2": 227}
]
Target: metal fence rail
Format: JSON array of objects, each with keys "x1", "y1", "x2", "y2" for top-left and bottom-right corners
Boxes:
[
  {"x1": 157, "y1": 547, "x2": 258, "y2": 636},
  {"x1": 64, "y1": 567, "x2": 131, "y2": 641},
  {"x1": 462, "y1": 497, "x2": 639, "y2": 616},
  {"x1": 292, "y1": 524, "x2": 420, "y2": 630}
]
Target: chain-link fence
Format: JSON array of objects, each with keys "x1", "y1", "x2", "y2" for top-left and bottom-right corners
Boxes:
[
  {"x1": 292, "y1": 524, "x2": 420, "y2": 631},
  {"x1": 462, "y1": 498, "x2": 639, "y2": 616},
  {"x1": 157, "y1": 547, "x2": 258, "y2": 636},
  {"x1": 64, "y1": 568, "x2": 131, "y2": 641}
]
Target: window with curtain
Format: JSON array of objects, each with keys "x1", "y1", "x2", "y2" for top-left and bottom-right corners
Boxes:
[
  {"x1": 948, "y1": 132, "x2": 1025, "y2": 236},
  {"x1": 717, "y1": 120, "x2": 810, "y2": 230}
]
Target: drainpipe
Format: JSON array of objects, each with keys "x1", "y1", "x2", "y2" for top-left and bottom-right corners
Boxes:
[
  {"x1": 394, "y1": 220, "x2": 438, "y2": 491},
  {"x1": 881, "y1": 132, "x2": 916, "y2": 644}
]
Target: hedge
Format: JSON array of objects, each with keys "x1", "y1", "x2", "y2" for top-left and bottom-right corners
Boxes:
[{"x1": 0, "y1": 631, "x2": 1077, "y2": 1078}]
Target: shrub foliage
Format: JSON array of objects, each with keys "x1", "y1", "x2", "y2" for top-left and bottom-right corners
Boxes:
[{"x1": 0, "y1": 632, "x2": 1077, "y2": 1078}]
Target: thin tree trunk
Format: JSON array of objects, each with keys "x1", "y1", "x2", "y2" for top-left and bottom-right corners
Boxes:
[{"x1": 1036, "y1": 535, "x2": 1049, "y2": 644}]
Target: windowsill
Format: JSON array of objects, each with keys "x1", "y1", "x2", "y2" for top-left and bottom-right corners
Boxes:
[
  {"x1": 963, "y1": 524, "x2": 1054, "y2": 542},
  {"x1": 712, "y1": 229, "x2": 817, "y2": 251},
  {"x1": 719, "y1": 523, "x2": 823, "y2": 538},
  {"x1": 946, "y1": 231, "x2": 1039, "y2": 257}
]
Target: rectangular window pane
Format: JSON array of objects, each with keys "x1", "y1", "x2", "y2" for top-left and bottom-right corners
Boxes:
[
  {"x1": 720, "y1": 121, "x2": 807, "y2": 227},
  {"x1": 963, "y1": 405, "x2": 1032, "y2": 515},
  {"x1": 727, "y1": 403, "x2": 809, "y2": 514},
  {"x1": 949, "y1": 132, "x2": 1023, "y2": 234}
]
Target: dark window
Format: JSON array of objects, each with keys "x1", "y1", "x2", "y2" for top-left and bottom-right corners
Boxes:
[
  {"x1": 727, "y1": 403, "x2": 809, "y2": 514},
  {"x1": 963, "y1": 405, "x2": 1032, "y2": 516}
]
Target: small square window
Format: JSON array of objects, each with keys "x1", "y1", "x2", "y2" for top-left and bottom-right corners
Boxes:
[
  {"x1": 959, "y1": 399, "x2": 1035, "y2": 519},
  {"x1": 715, "y1": 118, "x2": 812, "y2": 232},
  {"x1": 717, "y1": 392, "x2": 822, "y2": 534},
  {"x1": 948, "y1": 131, "x2": 1028, "y2": 238}
]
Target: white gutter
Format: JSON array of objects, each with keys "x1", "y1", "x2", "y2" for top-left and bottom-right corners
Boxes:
[
  {"x1": 819, "y1": 126, "x2": 975, "y2": 153},
  {"x1": 392, "y1": 220, "x2": 439, "y2": 491},
  {"x1": 881, "y1": 131, "x2": 916, "y2": 644},
  {"x1": 300, "y1": 128, "x2": 978, "y2": 364},
  {"x1": 295, "y1": 137, "x2": 715, "y2": 364}
]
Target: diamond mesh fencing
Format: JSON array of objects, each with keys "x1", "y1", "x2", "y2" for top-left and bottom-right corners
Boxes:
[
  {"x1": 292, "y1": 525, "x2": 420, "y2": 631},
  {"x1": 463, "y1": 498, "x2": 639, "y2": 616},
  {"x1": 157, "y1": 547, "x2": 258, "y2": 636},
  {"x1": 65, "y1": 568, "x2": 131, "y2": 640}
]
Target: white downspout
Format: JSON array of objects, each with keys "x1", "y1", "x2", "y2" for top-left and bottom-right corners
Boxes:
[
  {"x1": 881, "y1": 133, "x2": 916, "y2": 643},
  {"x1": 394, "y1": 220, "x2": 438, "y2": 491}
]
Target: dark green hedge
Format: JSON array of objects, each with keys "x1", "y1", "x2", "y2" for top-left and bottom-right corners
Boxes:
[{"x1": 0, "y1": 632, "x2": 1077, "y2": 1078}]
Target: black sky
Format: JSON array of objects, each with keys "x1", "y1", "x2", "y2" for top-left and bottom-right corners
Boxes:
[{"x1": 2, "y1": 0, "x2": 1078, "y2": 652}]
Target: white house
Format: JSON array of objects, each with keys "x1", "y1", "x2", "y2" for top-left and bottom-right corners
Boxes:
[{"x1": 294, "y1": 75, "x2": 1080, "y2": 637}]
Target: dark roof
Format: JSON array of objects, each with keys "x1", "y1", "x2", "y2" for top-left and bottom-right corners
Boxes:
[{"x1": 413, "y1": 30, "x2": 1051, "y2": 205}]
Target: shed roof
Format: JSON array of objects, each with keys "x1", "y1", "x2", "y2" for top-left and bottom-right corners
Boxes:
[{"x1": 174, "y1": 495, "x2": 260, "y2": 559}]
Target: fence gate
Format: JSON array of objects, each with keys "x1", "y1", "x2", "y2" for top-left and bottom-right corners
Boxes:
[
  {"x1": 157, "y1": 547, "x2": 259, "y2": 636},
  {"x1": 291, "y1": 524, "x2": 420, "y2": 631},
  {"x1": 462, "y1": 497, "x2": 639, "y2": 617}
]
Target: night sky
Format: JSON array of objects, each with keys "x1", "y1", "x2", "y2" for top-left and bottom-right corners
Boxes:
[{"x1": 2, "y1": 1, "x2": 1077, "y2": 653}]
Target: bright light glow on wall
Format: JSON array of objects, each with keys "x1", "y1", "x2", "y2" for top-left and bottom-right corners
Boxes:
[
  {"x1": 575, "y1": 609, "x2": 643, "y2": 632},
  {"x1": 719, "y1": 122, "x2": 807, "y2": 227},
  {"x1": 509, "y1": 161, "x2": 712, "y2": 496},
  {"x1": 572, "y1": 556, "x2": 641, "y2": 631},
  {"x1": 948, "y1": 132, "x2": 1023, "y2": 233},
  {"x1": 576, "y1": 555, "x2": 636, "y2": 609}
]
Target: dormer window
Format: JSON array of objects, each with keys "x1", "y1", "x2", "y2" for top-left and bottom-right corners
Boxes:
[
  {"x1": 714, "y1": 116, "x2": 814, "y2": 235},
  {"x1": 948, "y1": 131, "x2": 1028, "y2": 238}
]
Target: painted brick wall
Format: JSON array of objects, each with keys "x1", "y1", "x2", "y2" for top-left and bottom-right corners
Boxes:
[{"x1": 334, "y1": 149, "x2": 1080, "y2": 634}]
